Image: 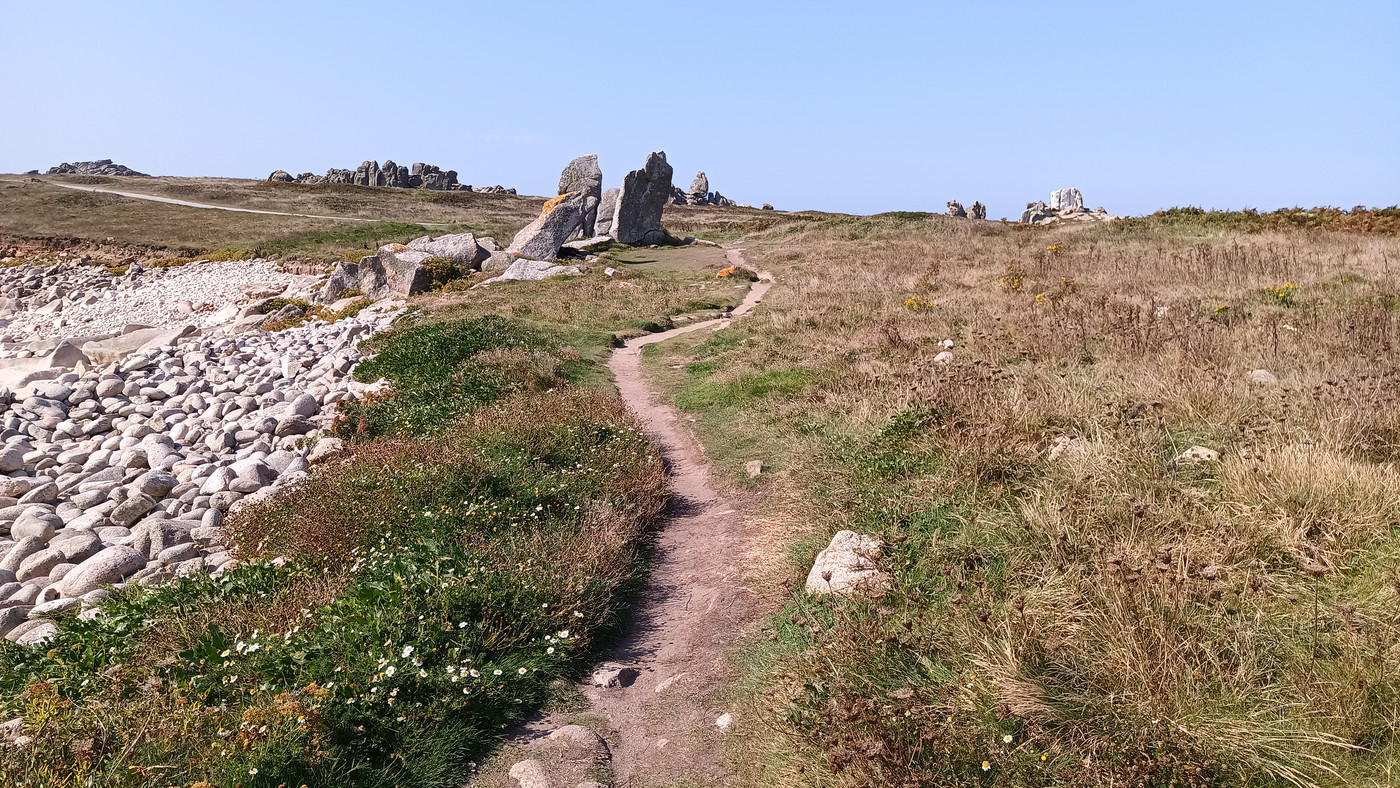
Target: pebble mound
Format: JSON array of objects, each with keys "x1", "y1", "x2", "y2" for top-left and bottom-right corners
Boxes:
[
  {"x1": 0, "y1": 259, "x2": 402, "y2": 645},
  {"x1": 0, "y1": 259, "x2": 314, "y2": 340}
]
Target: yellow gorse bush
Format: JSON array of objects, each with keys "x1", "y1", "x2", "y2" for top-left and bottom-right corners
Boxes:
[{"x1": 1264, "y1": 281, "x2": 1299, "y2": 305}]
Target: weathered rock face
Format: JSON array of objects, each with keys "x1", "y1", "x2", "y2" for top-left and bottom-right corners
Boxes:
[
  {"x1": 1050, "y1": 188, "x2": 1084, "y2": 212},
  {"x1": 382, "y1": 160, "x2": 410, "y2": 189},
  {"x1": 558, "y1": 155, "x2": 603, "y2": 237},
  {"x1": 323, "y1": 169, "x2": 355, "y2": 185},
  {"x1": 970, "y1": 201, "x2": 987, "y2": 220},
  {"x1": 354, "y1": 160, "x2": 385, "y2": 187},
  {"x1": 46, "y1": 160, "x2": 149, "y2": 177},
  {"x1": 595, "y1": 188, "x2": 620, "y2": 237},
  {"x1": 507, "y1": 192, "x2": 589, "y2": 261},
  {"x1": 805, "y1": 530, "x2": 891, "y2": 596},
  {"x1": 947, "y1": 200, "x2": 967, "y2": 218},
  {"x1": 267, "y1": 170, "x2": 295, "y2": 183},
  {"x1": 613, "y1": 152, "x2": 673, "y2": 246}
]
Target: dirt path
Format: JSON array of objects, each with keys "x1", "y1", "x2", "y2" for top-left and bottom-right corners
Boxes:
[
  {"x1": 2, "y1": 178, "x2": 450, "y2": 226},
  {"x1": 590, "y1": 249, "x2": 772, "y2": 785},
  {"x1": 479, "y1": 248, "x2": 772, "y2": 788}
]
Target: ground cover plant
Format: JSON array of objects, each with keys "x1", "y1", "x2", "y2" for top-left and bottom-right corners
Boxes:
[
  {"x1": 0, "y1": 316, "x2": 666, "y2": 787},
  {"x1": 638, "y1": 213, "x2": 1400, "y2": 787}
]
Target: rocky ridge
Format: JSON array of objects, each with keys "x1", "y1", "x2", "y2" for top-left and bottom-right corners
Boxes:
[
  {"x1": 269, "y1": 160, "x2": 515, "y2": 193},
  {"x1": 44, "y1": 160, "x2": 149, "y2": 177}
]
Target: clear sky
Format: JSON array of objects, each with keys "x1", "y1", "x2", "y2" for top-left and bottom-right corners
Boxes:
[{"x1": 3, "y1": 0, "x2": 1396, "y2": 218}]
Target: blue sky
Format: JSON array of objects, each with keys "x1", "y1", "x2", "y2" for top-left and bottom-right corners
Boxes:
[{"x1": 3, "y1": 0, "x2": 1396, "y2": 217}]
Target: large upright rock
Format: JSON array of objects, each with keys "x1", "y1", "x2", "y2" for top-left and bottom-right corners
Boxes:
[
  {"x1": 1049, "y1": 188, "x2": 1083, "y2": 212},
  {"x1": 969, "y1": 201, "x2": 987, "y2": 220},
  {"x1": 506, "y1": 192, "x2": 589, "y2": 261},
  {"x1": 558, "y1": 155, "x2": 603, "y2": 237},
  {"x1": 612, "y1": 152, "x2": 673, "y2": 246},
  {"x1": 595, "y1": 188, "x2": 620, "y2": 237},
  {"x1": 947, "y1": 200, "x2": 967, "y2": 218}
]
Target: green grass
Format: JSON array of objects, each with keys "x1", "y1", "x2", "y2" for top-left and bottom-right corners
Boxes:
[
  {"x1": 0, "y1": 389, "x2": 665, "y2": 787},
  {"x1": 335, "y1": 315, "x2": 561, "y2": 439},
  {"x1": 673, "y1": 368, "x2": 816, "y2": 412}
]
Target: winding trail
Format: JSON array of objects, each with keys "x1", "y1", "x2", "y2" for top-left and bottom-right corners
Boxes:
[{"x1": 590, "y1": 247, "x2": 772, "y2": 784}]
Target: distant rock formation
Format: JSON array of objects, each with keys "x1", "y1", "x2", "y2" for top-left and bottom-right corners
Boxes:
[
  {"x1": 267, "y1": 160, "x2": 506, "y2": 192},
  {"x1": 947, "y1": 200, "x2": 987, "y2": 220},
  {"x1": 670, "y1": 170, "x2": 737, "y2": 207},
  {"x1": 46, "y1": 160, "x2": 148, "y2": 177},
  {"x1": 1021, "y1": 188, "x2": 1117, "y2": 225}
]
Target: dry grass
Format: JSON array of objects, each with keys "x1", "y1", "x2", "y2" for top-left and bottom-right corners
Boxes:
[{"x1": 641, "y1": 214, "x2": 1400, "y2": 786}]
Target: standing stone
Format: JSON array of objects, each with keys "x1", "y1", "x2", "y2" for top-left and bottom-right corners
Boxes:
[
  {"x1": 969, "y1": 201, "x2": 987, "y2": 220},
  {"x1": 557, "y1": 155, "x2": 603, "y2": 237},
  {"x1": 947, "y1": 200, "x2": 967, "y2": 218},
  {"x1": 688, "y1": 172, "x2": 710, "y2": 204},
  {"x1": 1049, "y1": 188, "x2": 1083, "y2": 212},
  {"x1": 506, "y1": 191, "x2": 589, "y2": 261},
  {"x1": 595, "y1": 188, "x2": 620, "y2": 237},
  {"x1": 612, "y1": 151, "x2": 674, "y2": 246}
]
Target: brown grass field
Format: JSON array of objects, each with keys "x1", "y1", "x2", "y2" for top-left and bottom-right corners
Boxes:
[
  {"x1": 635, "y1": 211, "x2": 1400, "y2": 787},
  {"x1": 0, "y1": 174, "x2": 1396, "y2": 786}
]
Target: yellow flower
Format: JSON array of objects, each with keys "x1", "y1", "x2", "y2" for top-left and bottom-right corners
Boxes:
[{"x1": 982, "y1": 761, "x2": 991, "y2": 771}]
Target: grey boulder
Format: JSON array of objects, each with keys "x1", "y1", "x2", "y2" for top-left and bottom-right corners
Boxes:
[
  {"x1": 506, "y1": 191, "x2": 590, "y2": 262},
  {"x1": 63, "y1": 545, "x2": 148, "y2": 597}
]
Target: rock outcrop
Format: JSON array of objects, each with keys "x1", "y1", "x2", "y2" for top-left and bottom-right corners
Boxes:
[
  {"x1": 45, "y1": 160, "x2": 149, "y2": 177},
  {"x1": 267, "y1": 170, "x2": 295, "y2": 183},
  {"x1": 320, "y1": 233, "x2": 489, "y2": 302},
  {"x1": 612, "y1": 152, "x2": 674, "y2": 246},
  {"x1": 947, "y1": 200, "x2": 967, "y2": 218},
  {"x1": 970, "y1": 201, "x2": 987, "y2": 220},
  {"x1": 1020, "y1": 188, "x2": 1118, "y2": 225},
  {"x1": 557, "y1": 155, "x2": 603, "y2": 238}
]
